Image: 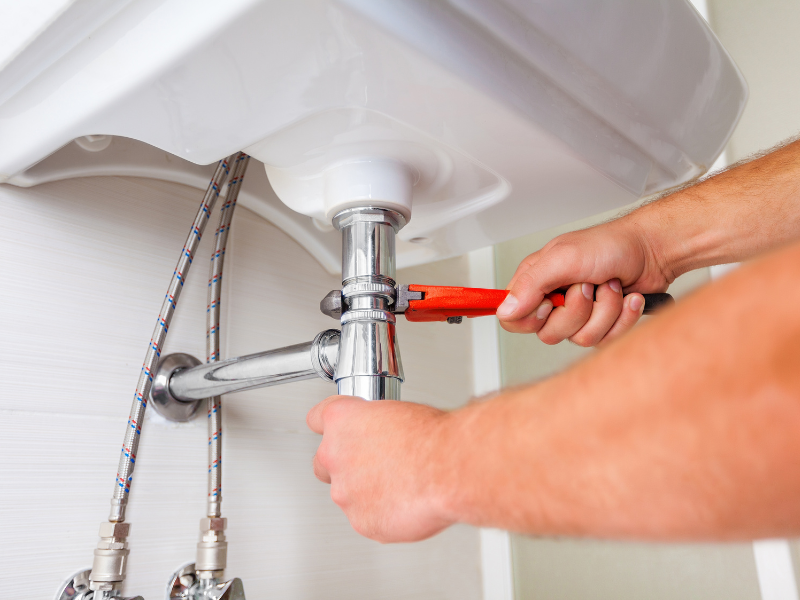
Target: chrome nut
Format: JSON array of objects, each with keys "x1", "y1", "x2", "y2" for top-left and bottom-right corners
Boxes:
[
  {"x1": 200, "y1": 517, "x2": 227, "y2": 532},
  {"x1": 99, "y1": 522, "x2": 130, "y2": 538}
]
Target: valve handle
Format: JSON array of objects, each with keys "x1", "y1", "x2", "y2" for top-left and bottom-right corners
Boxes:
[{"x1": 404, "y1": 285, "x2": 674, "y2": 323}]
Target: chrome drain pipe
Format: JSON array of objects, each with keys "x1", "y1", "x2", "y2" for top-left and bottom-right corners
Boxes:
[
  {"x1": 151, "y1": 330, "x2": 340, "y2": 416},
  {"x1": 333, "y1": 207, "x2": 405, "y2": 401}
]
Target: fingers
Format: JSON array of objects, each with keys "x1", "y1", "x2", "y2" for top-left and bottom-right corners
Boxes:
[
  {"x1": 308, "y1": 395, "x2": 366, "y2": 485},
  {"x1": 501, "y1": 279, "x2": 647, "y2": 345},
  {"x1": 598, "y1": 293, "x2": 646, "y2": 345},
  {"x1": 498, "y1": 297, "x2": 554, "y2": 334},
  {"x1": 498, "y1": 243, "x2": 584, "y2": 326},
  {"x1": 498, "y1": 261, "x2": 570, "y2": 334},
  {"x1": 506, "y1": 251, "x2": 542, "y2": 290},
  {"x1": 306, "y1": 394, "x2": 350, "y2": 434},
  {"x1": 496, "y1": 222, "x2": 662, "y2": 339},
  {"x1": 313, "y1": 452, "x2": 331, "y2": 483},
  {"x1": 569, "y1": 279, "x2": 624, "y2": 347},
  {"x1": 537, "y1": 283, "x2": 594, "y2": 345},
  {"x1": 496, "y1": 271, "x2": 536, "y2": 323},
  {"x1": 307, "y1": 398, "x2": 455, "y2": 542}
]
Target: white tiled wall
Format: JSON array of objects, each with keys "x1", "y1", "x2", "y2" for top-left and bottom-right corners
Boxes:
[{"x1": 1, "y1": 175, "x2": 481, "y2": 599}]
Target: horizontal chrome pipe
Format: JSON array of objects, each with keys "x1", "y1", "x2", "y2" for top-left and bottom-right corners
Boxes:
[
  {"x1": 151, "y1": 330, "x2": 339, "y2": 416},
  {"x1": 172, "y1": 330, "x2": 339, "y2": 400}
]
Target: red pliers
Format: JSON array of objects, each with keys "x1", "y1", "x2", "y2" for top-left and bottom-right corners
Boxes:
[{"x1": 395, "y1": 285, "x2": 674, "y2": 323}]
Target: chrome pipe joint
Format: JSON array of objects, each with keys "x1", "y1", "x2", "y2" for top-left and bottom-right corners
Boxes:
[{"x1": 333, "y1": 207, "x2": 405, "y2": 401}]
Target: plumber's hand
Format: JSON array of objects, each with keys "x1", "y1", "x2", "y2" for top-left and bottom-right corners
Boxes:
[
  {"x1": 496, "y1": 218, "x2": 670, "y2": 346},
  {"x1": 307, "y1": 395, "x2": 454, "y2": 543}
]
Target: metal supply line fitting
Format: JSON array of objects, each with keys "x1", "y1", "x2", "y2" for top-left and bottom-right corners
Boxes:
[
  {"x1": 89, "y1": 522, "x2": 131, "y2": 594},
  {"x1": 333, "y1": 207, "x2": 406, "y2": 401},
  {"x1": 166, "y1": 517, "x2": 246, "y2": 600},
  {"x1": 196, "y1": 517, "x2": 228, "y2": 579}
]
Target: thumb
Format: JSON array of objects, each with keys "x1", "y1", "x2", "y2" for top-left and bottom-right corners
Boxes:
[
  {"x1": 497, "y1": 270, "x2": 562, "y2": 322},
  {"x1": 498, "y1": 241, "x2": 588, "y2": 322}
]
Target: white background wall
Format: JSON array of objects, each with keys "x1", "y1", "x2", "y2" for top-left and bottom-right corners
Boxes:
[
  {"x1": 708, "y1": 0, "x2": 800, "y2": 164},
  {"x1": 0, "y1": 172, "x2": 482, "y2": 598}
]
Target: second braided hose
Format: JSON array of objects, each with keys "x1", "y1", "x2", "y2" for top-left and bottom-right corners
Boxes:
[{"x1": 206, "y1": 152, "x2": 250, "y2": 518}]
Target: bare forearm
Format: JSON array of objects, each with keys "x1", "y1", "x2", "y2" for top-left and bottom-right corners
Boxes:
[
  {"x1": 628, "y1": 137, "x2": 800, "y2": 281},
  {"x1": 443, "y1": 240, "x2": 800, "y2": 540}
]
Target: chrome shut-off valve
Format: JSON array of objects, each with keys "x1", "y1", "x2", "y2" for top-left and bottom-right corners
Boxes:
[
  {"x1": 167, "y1": 564, "x2": 245, "y2": 600},
  {"x1": 56, "y1": 523, "x2": 143, "y2": 600},
  {"x1": 166, "y1": 517, "x2": 245, "y2": 600},
  {"x1": 57, "y1": 570, "x2": 143, "y2": 600}
]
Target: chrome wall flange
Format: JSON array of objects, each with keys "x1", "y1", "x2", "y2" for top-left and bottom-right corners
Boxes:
[{"x1": 151, "y1": 352, "x2": 203, "y2": 422}]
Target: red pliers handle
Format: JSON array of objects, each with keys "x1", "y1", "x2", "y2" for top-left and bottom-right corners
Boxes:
[{"x1": 402, "y1": 285, "x2": 673, "y2": 323}]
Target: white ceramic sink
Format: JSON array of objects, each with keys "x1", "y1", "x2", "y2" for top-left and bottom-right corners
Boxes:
[{"x1": 0, "y1": 0, "x2": 746, "y2": 270}]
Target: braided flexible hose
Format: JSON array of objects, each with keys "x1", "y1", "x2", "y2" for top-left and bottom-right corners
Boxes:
[
  {"x1": 108, "y1": 156, "x2": 236, "y2": 523},
  {"x1": 206, "y1": 153, "x2": 250, "y2": 518}
]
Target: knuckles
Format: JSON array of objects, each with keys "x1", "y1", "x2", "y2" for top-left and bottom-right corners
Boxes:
[
  {"x1": 322, "y1": 395, "x2": 366, "y2": 424},
  {"x1": 569, "y1": 332, "x2": 599, "y2": 347},
  {"x1": 350, "y1": 516, "x2": 382, "y2": 542},
  {"x1": 499, "y1": 319, "x2": 529, "y2": 334},
  {"x1": 313, "y1": 453, "x2": 331, "y2": 483},
  {"x1": 306, "y1": 408, "x2": 321, "y2": 433},
  {"x1": 537, "y1": 330, "x2": 563, "y2": 345},
  {"x1": 314, "y1": 439, "x2": 340, "y2": 479},
  {"x1": 314, "y1": 442, "x2": 331, "y2": 469},
  {"x1": 320, "y1": 397, "x2": 352, "y2": 428},
  {"x1": 544, "y1": 238, "x2": 584, "y2": 271},
  {"x1": 330, "y1": 483, "x2": 350, "y2": 508}
]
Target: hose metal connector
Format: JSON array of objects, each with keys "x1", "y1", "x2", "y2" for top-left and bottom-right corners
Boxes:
[
  {"x1": 196, "y1": 517, "x2": 228, "y2": 579},
  {"x1": 90, "y1": 522, "x2": 131, "y2": 592}
]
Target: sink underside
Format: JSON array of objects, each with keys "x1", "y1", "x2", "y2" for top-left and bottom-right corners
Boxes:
[{"x1": 0, "y1": 0, "x2": 746, "y2": 268}]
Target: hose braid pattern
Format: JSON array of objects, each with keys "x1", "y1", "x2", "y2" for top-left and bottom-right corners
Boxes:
[
  {"x1": 206, "y1": 153, "x2": 250, "y2": 518},
  {"x1": 109, "y1": 156, "x2": 236, "y2": 523}
]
